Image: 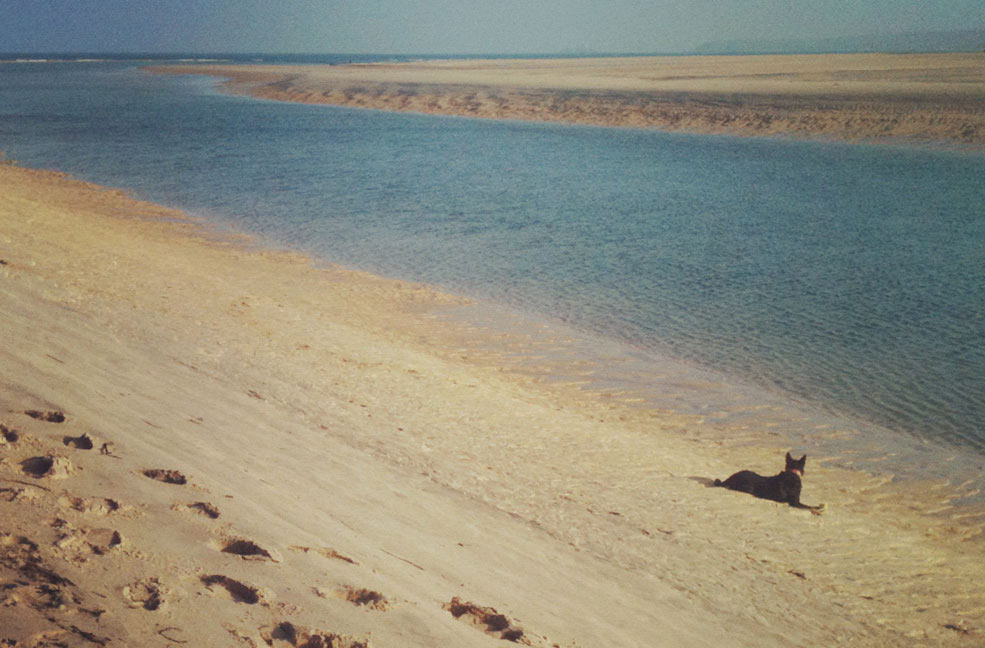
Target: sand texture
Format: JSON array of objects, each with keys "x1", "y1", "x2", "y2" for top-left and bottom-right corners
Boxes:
[
  {"x1": 151, "y1": 53, "x2": 985, "y2": 145},
  {"x1": 2, "y1": 160, "x2": 985, "y2": 647}
]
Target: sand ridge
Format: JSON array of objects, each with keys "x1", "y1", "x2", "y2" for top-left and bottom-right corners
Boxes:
[
  {"x1": 150, "y1": 53, "x2": 985, "y2": 145},
  {"x1": 2, "y1": 161, "x2": 985, "y2": 646}
]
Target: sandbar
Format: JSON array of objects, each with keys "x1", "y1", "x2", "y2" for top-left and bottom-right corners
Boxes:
[
  {"x1": 151, "y1": 53, "x2": 985, "y2": 145},
  {"x1": 2, "y1": 160, "x2": 985, "y2": 645}
]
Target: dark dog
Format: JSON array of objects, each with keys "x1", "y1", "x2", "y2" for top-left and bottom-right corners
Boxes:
[{"x1": 714, "y1": 452, "x2": 824, "y2": 512}]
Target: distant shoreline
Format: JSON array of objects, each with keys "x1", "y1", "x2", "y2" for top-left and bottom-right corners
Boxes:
[{"x1": 150, "y1": 53, "x2": 985, "y2": 146}]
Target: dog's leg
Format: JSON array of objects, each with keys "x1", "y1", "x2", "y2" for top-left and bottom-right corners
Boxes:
[{"x1": 791, "y1": 501, "x2": 826, "y2": 514}]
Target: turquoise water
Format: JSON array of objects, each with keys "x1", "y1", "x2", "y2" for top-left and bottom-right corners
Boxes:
[{"x1": 2, "y1": 62, "x2": 984, "y2": 466}]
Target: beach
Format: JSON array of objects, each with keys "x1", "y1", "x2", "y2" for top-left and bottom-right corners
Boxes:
[
  {"x1": 3, "y1": 153, "x2": 985, "y2": 648},
  {"x1": 151, "y1": 53, "x2": 985, "y2": 145}
]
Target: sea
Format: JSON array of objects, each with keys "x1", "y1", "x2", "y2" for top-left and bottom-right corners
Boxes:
[{"x1": 2, "y1": 56, "x2": 984, "y2": 498}]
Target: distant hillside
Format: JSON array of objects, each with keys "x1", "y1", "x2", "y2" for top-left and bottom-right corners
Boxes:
[{"x1": 693, "y1": 29, "x2": 985, "y2": 55}]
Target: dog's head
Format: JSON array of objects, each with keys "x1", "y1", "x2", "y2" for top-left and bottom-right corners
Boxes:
[{"x1": 785, "y1": 452, "x2": 807, "y2": 476}]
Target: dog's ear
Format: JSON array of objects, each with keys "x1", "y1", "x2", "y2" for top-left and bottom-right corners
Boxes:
[
  {"x1": 786, "y1": 452, "x2": 793, "y2": 462},
  {"x1": 800, "y1": 455, "x2": 807, "y2": 463}
]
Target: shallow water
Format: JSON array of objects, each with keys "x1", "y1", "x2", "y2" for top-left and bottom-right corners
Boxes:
[{"x1": 2, "y1": 61, "x2": 984, "y2": 485}]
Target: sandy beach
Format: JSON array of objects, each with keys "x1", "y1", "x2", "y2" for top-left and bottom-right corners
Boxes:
[
  {"x1": 2, "y1": 156, "x2": 985, "y2": 647},
  {"x1": 151, "y1": 53, "x2": 985, "y2": 145}
]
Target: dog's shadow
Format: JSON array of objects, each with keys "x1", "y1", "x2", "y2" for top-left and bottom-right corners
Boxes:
[{"x1": 688, "y1": 476, "x2": 718, "y2": 488}]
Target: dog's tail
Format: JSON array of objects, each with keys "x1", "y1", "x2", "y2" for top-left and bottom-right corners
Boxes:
[{"x1": 713, "y1": 478, "x2": 723, "y2": 487}]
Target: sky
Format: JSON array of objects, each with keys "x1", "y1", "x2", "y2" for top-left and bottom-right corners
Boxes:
[{"x1": 1, "y1": 0, "x2": 983, "y2": 55}]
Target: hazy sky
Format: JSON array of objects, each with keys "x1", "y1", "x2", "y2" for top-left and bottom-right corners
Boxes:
[{"x1": 2, "y1": 0, "x2": 983, "y2": 54}]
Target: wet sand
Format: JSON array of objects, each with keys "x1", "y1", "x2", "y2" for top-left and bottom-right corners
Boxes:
[
  {"x1": 2, "y1": 160, "x2": 985, "y2": 646},
  {"x1": 151, "y1": 53, "x2": 985, "y2": 145}
]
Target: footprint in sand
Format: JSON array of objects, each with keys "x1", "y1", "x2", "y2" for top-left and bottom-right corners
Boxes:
[
  {"x1": 444, "y1": 597, "x2": 528, "y2": 643},
  {"x1": 62, "y1": 433, "x2": 94, "y2": 450},
  {"x1": 288, "y1": 545, "x2": 357, "y2": 565},
  {"x1": 1, "y1": 423, "x2": 20, "y2": 444},
  {"x1": 24, "y1": 409, "x2": 66, "y2": 423},
  {"x1": 173, "y1": 501, "x2": 221, "y2": 519},
  {"x1": 141, "y1": 468, "x2": 187, "y2": 485},
  {"x1": 51, "y1": 519, "x2": 122, "y2": 563},
  {"x1": 58, "y1": 493, "x2": 123, "y2": 516},
  {"x1": 201, "y1": 574, "x2": 263, "y2": 605},
  {"x1": 259, "y1": 621, "x2": 368, "y2": 648},
  {"x1": 20, "y1": 455, "x2": 75, "y2": 479},
  {"x1": 215, "y1": 537, "x2": 281, "y2": 562},
  {"x1": 123, "y1": 577, "x2": 165, "y2": 611},
  {"x1": 0, "y1": 485, "x2": 36, "y2": 503},
  {"x1": 330, "y1": 586, "x2": 390, "y2": 611}
]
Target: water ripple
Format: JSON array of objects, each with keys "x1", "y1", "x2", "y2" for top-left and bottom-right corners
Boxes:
[{"x1": 3, "y1": 62, "x2": 985, "y2": 454}]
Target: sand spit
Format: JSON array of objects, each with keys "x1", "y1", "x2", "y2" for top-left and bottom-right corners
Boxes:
[
  {"x1": 2, "y1": 161, "x2": 985, "y2": 646},
  {"x1": 150, "y1": 53, "x2": 985, "y2": 145}
]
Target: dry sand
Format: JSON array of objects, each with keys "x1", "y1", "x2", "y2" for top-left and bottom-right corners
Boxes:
[
  {"x1": 151, "y1": 53, "x2": 985, "y2": 145},
  {"x1": 3, "y1": 159, "x2": 985, "y2": 647}
]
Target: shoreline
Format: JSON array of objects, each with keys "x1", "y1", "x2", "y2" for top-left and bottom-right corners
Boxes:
[
  {"x1": 3, "y1": 161, "x2": 985, "y2": 645},
  {"x1": 149, "y1": 53, "x2": 985, "y2": 146}
]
